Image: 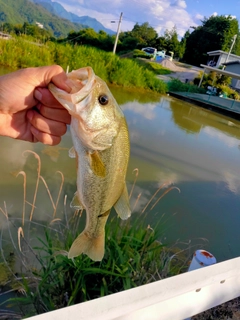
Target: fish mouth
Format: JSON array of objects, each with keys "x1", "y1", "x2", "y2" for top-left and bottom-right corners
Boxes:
[{"x1": 48, "y1": 67, "x2": 96, "y2": 114}]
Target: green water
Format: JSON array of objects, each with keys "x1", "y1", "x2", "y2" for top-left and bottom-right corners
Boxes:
[{"x1": 1, "y1": 72, "x2": 240, "y2": 263}]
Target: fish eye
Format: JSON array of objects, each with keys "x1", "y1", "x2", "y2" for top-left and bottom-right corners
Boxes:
[{"x1": 98, "y1": 94, "x2": 109, "y2": 106}]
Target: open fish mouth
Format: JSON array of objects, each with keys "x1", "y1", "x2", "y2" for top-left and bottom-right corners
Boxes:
[{"x1": 48, "y1": 67, "x2": 96, "y2": 114}]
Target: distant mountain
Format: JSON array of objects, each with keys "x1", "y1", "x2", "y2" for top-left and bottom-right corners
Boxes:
[
  {"x1": 32, "y1": 0, "x2": 115, "y2": 35},
  {"x1": 0, "y1": 0, "x2": 87, "y2": 37}
]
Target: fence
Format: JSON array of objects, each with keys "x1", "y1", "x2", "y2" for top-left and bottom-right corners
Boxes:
[{"x1": 27, "y1": 256, "x2": 240, "y2": 320}]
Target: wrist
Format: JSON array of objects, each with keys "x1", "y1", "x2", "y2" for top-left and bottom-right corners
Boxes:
[{"x1": 0, "y1": 113, "x2": 16, "y2": 138}]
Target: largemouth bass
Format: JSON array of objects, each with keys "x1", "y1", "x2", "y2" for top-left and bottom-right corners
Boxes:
[{"x1": 49, "y1": 67, "x2": 131, "y2": 261}]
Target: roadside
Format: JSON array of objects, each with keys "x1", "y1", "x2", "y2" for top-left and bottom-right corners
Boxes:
[{"x1": 156, "y1": 59, "x2": 202, "y2": 83}]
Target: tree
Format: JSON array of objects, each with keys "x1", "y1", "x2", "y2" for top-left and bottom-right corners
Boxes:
[
  {"x1": 163, "y1": 26, "x2": 181, "y2": 57},
  {"x1": 178, "y1": 30, "x2": 190, "y2": 60},
  {"x1": 130, "y1": 22, "x2": 158, "y2": 48},
  {"x1": 182, "y1": 15, "x2": 240, "y2": 66},
  {"x1": 65, "y1": 29, "x2": 114, "y2": 52}
]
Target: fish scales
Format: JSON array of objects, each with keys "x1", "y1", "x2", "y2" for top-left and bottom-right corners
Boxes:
[{"x1": 49, "y1": 67, "x2": 131, "y2": 261}]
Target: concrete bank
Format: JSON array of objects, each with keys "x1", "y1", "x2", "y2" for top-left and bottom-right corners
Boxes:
[{"x1": 169, "y1": 91, "x2": 240, "y2": 121}]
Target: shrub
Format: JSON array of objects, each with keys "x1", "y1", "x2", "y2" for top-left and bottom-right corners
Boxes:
[
  {"x1": 168, "y1": 78, "x2": 205, "y2": 93},
  {"x1": 0, "y1": 38, "x2": 167, "y2": 94},
  {"x1": 133, "y1": 49, "x2": 152, "y2": 59}
]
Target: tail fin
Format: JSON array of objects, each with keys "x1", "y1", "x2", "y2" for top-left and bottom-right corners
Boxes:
[{"x1": 68, "y1": 231, "x2": 105, "y2": 261}]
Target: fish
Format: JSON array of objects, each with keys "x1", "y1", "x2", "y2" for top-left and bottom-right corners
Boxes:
[{"x1": 49, "y1": 67, "x2": 131, "y2": 261}]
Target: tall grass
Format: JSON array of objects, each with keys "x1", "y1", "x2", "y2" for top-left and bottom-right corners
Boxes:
[
  {"x1": 0, "y1": 37, "x2": 167, "y2": 93},
  {"x1": 167, "y1": 78, "x2": 206, "y2": 93},
  {"x1": 0, "y1": 151, "x2": 198, "y2": 319},
  {"x1": 0, "y1": 38, "x2": 53, "y2": 69}
]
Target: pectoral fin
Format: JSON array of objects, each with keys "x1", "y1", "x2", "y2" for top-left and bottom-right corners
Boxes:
[
  {"x1": 88, "y1": 151, "x2": 106, "y2": 177},
  {"x1": 69, "y1": 146, "x2": 76, "y2": 158},
  {"x1": 70, "y1": 192, "x2": 84, "y2": 210},
  {"x1": 114, "y1": 184, "x2": 131, "y2": 220}
]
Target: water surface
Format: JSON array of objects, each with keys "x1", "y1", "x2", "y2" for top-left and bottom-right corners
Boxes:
[{"x1": 1, "y1": 77, "x2": 240, "y2": 262}]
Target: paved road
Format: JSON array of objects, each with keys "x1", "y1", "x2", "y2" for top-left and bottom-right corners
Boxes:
[
  {"x1": 158, "y1": 68, "x2": 201, "y2": 83},
  {"x1": 157, "y1": 61, "x2": 202, "y2": 83}
]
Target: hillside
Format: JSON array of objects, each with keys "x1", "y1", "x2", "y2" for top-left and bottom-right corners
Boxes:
[
  {"x1": 0, "y1": 0, "x2": 87, "y2": 37},
  {"x1": 32, "y1": 0, "x2": 115, "y2": 34}
]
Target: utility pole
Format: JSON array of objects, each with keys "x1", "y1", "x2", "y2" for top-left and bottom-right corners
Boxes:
[
  {"x1": 113, "y1": 12, "x2": 123, "y2": 54},
  {"x1": 225, "y1": 34, "x2": 237, "y2": 64}
]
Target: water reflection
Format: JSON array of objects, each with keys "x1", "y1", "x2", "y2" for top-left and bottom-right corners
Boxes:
[
  {"x1": 1, "y1": 81, "x2": 240, "y2": 261},
  {"x1": 121, "y1": 95, "x2": 240, "y2": 190}
]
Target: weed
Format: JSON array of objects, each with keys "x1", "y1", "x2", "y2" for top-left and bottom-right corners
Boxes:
[
  {"x1": 0, "y1": 152, "x2": 198, "y2": 318},
  {"x1": 0, "y1": 37, "x2": 167, "y2": 94},
  {"x1": 167, "y1": 78, "x2": 206, "y2": 93}
]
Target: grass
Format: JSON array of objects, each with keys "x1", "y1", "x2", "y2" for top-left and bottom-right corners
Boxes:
[
  {"x1": 135, "y1": 58, "x2": 172, "y2": 75},
  {"x1": 0, "y1": 150, "x2": 198, "y2": 319},
  {"x1": 167, "y1": 78, "x2": 206, "y2": 93},
  {"x1": 0, "y1": 37, "x2": 167, "y2": 94}
]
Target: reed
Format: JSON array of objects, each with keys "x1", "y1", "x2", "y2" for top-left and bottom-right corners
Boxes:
[{"x1": 0, "y1": 151, "x2": 198, "y2": 318}]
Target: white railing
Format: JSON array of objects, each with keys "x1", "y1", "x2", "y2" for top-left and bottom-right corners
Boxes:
[{"x1": 26, "y1": 256, "x2": 240, "y2": 320}]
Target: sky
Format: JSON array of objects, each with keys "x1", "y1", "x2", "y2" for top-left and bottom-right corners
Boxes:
[{"x1": 55, "y1": 0, "x2": 240, "y2": 37}]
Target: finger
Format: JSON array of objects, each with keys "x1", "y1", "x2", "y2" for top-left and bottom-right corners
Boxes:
[
  {"x1": 34, "y1": 87, "x2": 64, "y2": 108},
  {"x1": 30, "y1": 126, "x2": 61, "y2": 145},
  {"x1": 34, "y1": 65, "x2": 71, "y2": 92},
  {"x1": 27, "y1": 109, "x2": 68, "y2": 136},
  {"x1": 36, "y1": 103, "x2": 71, "y2": 124}
]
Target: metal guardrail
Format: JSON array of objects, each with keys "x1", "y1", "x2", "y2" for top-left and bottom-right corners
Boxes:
[{"x1": 26, "y1": 256, "x2": 240, "y2": 320}]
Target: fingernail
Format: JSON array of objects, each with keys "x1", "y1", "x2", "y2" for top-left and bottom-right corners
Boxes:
[{"x1": 34, "y1": 89, "x2": 42, "y2": 101}]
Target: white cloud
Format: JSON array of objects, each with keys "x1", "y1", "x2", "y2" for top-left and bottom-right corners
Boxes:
[
  {"x1": 195, "y1": 13, "x2": 204, "y2": 21},
  {"x1": 56, "y1": 0, "x2": 197, "y2": 37},
  {"x1": 121, "y1": 102, "x2": 157, "y2": 120},
  {"x1": 212, "y1": 12, "x2": 218, "y2": 17},
  {"x1": 171, "y1": 0, "x2": 187, "y2": 9},
  {"x1": 225, "y1": 14, "x2": 237, "y2": 19},
  {"x1": 202, "y1": 126, "x2": 240, "y2": 148}
]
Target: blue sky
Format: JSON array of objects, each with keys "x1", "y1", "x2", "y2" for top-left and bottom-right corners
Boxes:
[{"x1": 56, "y1": 0, "x2": 240, "y2": 37}]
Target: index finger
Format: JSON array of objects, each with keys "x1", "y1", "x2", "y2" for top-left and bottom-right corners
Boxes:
[{"x1": 34, "y1": 87, "x2": 67, "y2": 109}]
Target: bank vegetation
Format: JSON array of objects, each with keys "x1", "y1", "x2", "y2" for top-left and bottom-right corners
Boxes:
[{"x1": 0, "y1": 36, "x2": 168, "y2": 94}]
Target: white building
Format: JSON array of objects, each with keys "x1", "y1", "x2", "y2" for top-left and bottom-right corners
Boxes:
[{"x1": 207, "y1": 50, "x2": 240, "y2": 67}]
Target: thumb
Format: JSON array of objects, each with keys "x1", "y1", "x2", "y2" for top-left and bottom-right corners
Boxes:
[{"x1": 35, "y1": 65, "x2": 71, "y2": 92}]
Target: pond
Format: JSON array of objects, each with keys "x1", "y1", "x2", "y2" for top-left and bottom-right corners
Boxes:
[{"x1": 1, "y1": 71, "x2": 240, "y2": 265}]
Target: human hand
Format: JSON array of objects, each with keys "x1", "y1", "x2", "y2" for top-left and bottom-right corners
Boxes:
[{"x1": 0, "y1": 65, "x2": 71, "y2": 145}]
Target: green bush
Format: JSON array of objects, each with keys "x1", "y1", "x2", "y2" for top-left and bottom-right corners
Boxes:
[
  {"x1": 0, "y1": 38, "x2": 167, "y2": 94},
  {"x1": 218, "y1": 85, "x2": 240, "y2": 100},
  {"x1": 194, "y1": 71, "x2": 232, "y2": 92},
  {"x1": 168, "y1": 78, "x2": 205, "y2": 93},
  {"x1": 133, "y1": 49, "x2": 152, "y2": 59}
]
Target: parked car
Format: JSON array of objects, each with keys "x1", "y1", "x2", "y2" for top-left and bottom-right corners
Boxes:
[{"x1": 141, "y1": 47, "x2": 157, "y2": 55}]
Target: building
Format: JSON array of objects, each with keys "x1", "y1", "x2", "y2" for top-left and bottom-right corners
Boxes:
[
  {"x1": 207, "y1": 50, "x2": 240, "y2": 67},
  {"x1": 36, "y1": 22, "x2": 44, "y2": 29},
  {"x1": 0, "y1": 32, "x2": 11, "y2": 40},
  {"x1": 223, "y1": 60, "x2": 240, "y2": 91}
]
